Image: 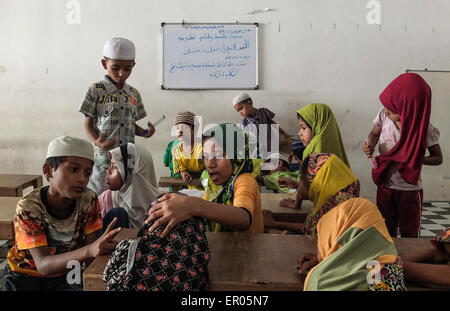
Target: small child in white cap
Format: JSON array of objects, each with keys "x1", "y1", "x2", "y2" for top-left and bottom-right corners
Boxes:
[
  {"x1": 256, "y1": 152, "x2": 299, "y2": 193},
  {"x1": 233, "y1": 93, "x2": 293, "y2": 157},
  {"x1": 1, "y1": 136, "x2": 121, "y2": 291},
  {"x1": 79, "y1": 37, "x2": 156, "y2": 196}
]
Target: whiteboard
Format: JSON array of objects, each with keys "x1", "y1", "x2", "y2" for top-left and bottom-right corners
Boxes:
[
  {"x1": 162, "y1": 23, "x2": 258, "y2": 89},
  {"x1": 406, "y1": 70, "x2": 450, "y2": 200}
]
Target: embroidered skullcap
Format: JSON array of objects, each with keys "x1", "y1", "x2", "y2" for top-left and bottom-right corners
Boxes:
[
  {"x1": 174, "y1": 111, "x2": 197, "y2": 127},
  {"x1": 265, "y1": 152, "x2": 289, "y2": 163},
  {"x1": 46, "y1": 136, "x2": 94, "y2": 162}
]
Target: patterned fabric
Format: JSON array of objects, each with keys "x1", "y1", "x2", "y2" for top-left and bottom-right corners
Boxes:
[
  {"x1": 367, "y1": 257, "x2": 406, "y2": 291},
  {"x1": 302, "y1": 153, "x2": 360, "y2": 235},
  {"x1": 304, "y1": 198, "x2": 406, "y2": 291},
  {"x1": 7, "y1": 187, "x2": 102, "y2": 277},
  {"x1": 304, "y1": 180, "x2": 360, "y2": 235},
  {"x1": 297, "y1": 103, "x2": 350, "y2": 167},
  {"x1": 201, "y1": 123, "x2": 254, "y2": 232},
  {"x1": 103, "y1": 199, "x2": 210, "y2": 291},
  {"x1": 79, "y1": 75, "x2": 147, "y2": 194}
]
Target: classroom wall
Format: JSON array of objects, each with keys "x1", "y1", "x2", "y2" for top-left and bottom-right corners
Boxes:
[{"x1": 1, "y1": 0, "x2": 449, "y2": 201}]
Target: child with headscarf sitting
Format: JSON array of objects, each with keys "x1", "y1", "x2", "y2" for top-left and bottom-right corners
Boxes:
[
  {"x1": 98, "y1": 143, "x2": 160, "y2": 230},
  {"x1": 263, "y1": 153, "x2": 360, "y2": 235},
  {"x1": 296, "y1": 196, "x2": 406, "y2": 291}
]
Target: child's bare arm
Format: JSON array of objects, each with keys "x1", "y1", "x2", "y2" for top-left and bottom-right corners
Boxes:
[
  {"x1": 29, "y1": 220, "x2": 121, "y2": 276},
  {"x1": 135, "y1": 122, "x2": 155, "y2": 138},
  {"x1": 423, "y1": 144, "x2": 443, "y2": 166},
  {"x1": 403, "y1": 261, "x2": 450, "y2": 287},
  {"x1": 363, "y1": 124, "x2": 382, "y2": 157},
  {"x1": 263, "y1": 210, "x2": 302, "y2": 232},
  {"x1": 84, "y1": 116, "x2": 116, "y2": 150}
]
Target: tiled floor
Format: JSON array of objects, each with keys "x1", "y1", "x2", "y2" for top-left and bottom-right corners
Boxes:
[
  {"x1": 421, "y1": 201, "x2": 450, "y2": 237},
  {"x1": 0, "y1": 201, "x2": 449, "y2": 276}
]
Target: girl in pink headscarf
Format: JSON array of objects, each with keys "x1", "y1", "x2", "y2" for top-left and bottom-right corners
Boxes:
[{"x1": 363, "y1": 73, "x2": 442, "y2": 238}]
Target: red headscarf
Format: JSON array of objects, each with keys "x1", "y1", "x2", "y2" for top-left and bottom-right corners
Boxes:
[{"x1": 372, "y1": 73, "x2": 431, "y2": 186}]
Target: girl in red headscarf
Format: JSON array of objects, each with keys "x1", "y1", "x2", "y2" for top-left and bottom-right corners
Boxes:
[{"x1": 363, "y1": 73, "x2": 442, "y2": 238}]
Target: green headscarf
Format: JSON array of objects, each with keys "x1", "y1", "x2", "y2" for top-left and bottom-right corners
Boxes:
[
  {"x1": 296, "y1": 103, "x2": 350, "y2": 167},
  {"x1": 200, "y1": 123, "x2": 254, "y2": 232}
]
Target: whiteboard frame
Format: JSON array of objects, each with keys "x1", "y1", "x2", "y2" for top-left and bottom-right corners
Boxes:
[{"x1": 161, "y1": 22, "x2": 259, "y2": 90}]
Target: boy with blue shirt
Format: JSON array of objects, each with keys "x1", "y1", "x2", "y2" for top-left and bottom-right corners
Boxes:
[{"x1": 79, "y1": 37, "x2": 155, "y2": 195}]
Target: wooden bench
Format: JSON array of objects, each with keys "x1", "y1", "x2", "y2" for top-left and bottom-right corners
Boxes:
[
  {"x1": 83, "y1": 229, "x2": 437, "y2": 291},
  {"x1": 261, "y1": 193, "x2": 312, "y2": 223},
  {"x1": 0, "y1": 174, "x2": 43, "y2": 197},
  {"x1": 158, "y1": 176, "x2": 202, "y2": 191},
  {"x1": 0, "y1": 197, "x2": 20, "y2": 241}
]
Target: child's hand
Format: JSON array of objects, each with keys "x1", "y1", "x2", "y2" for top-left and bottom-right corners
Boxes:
[
  {"x1": 255, "y1": 175, "x2": 265, "y2": 184},
  {"x1": 296, "y1": 252, "x2": 319, "y2": 276},
  {"x1": 263, "y1": 209, "x2": 276, "y2": 227},
  {"x1": 145, "y1": 193, "x2": 194, "y2": 237},
  {"x1": 364, "y1": 139, "x2": 374, "y2": 158},
  {"x1": 180, "y1": 171, "x2": 192, "y2": 183},
  {"x1": 88, "y1": 218, "x2": 121, "y2": 258},
  {"x1": 278, "y1": 177, "x2": 298, "y2": 189},
  {"x1": 95, "y1": 135, "x2": 117, "y2": 151},
  {"x1": 143, "y1": 121, "x2": 156, "y2": 138}
]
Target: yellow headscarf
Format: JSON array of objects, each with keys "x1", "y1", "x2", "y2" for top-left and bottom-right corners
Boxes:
[
  {"x1": 304, "y1": 198, "x2": 399, "y2": 291},
  {"x1": 301, "y1": 153, "x2": 359, "y2": 235},
  {"x1": 297, "y1": 103, "x2": 349, "y2": 167}
]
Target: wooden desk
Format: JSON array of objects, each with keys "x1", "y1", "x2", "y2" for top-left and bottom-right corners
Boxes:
[
  {"x1": 83, "y1": 229, "x2": 436, "y2": 291},
  {"x1": 0, "y1": 197, "x2": 20, "y2": 240},
  {"x1": 261, "y1": 193, "x2": 312, "y2": 223},
  {"x1": 158, "y1": 176, "x2": 202, "y2": 191},
  {"x1": 0, "y1": 174, "x2": 43, "y2": 197}
]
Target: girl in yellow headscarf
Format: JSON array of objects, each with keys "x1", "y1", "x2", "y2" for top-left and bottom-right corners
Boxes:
[
  {"x1": 296, "y1": 103, "x2": 349, "y2": 167},
  {"x1": 264, "y1": 152, "x2": 359, "y2": 235},
  {"x1": 297, "y1": 197, "x2": 406, "y2": 291}
]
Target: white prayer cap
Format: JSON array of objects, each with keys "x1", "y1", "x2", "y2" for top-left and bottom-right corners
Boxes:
[
  {"x1": 46, "y1": 136, "x2": 94, "y2": 162},
  {"x1": 265, "y1": 152, "x2": 289, "y2": 164},
  {"x1": 103, "y1": 37, "x2": 135, "y2": 60},
  {"x1": 233, "y1": 92, "x2": 251, "y2": 106}
]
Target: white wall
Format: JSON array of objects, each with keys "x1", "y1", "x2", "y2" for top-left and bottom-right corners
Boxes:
[{"x1": 1, "y1": 0, "x2": 449, "y2": 200}]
